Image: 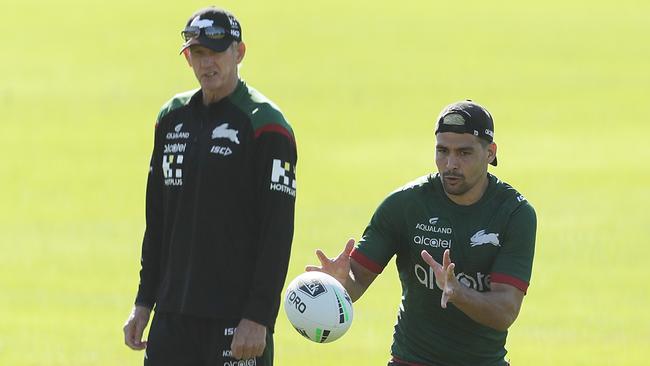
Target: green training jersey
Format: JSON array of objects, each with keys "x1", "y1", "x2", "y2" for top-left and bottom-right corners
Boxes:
[{"x1": 350, "y1": 173, "x2": 536, "y2": 366}]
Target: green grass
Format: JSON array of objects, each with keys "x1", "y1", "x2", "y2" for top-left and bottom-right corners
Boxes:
[{"x1": 1, "y1": 0, "x2": 649, "y2": 364}]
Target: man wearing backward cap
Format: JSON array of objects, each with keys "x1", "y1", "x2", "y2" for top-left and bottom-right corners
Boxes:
[{"x1": 308, "y1": 100, "x2": 537, "y2": 366}]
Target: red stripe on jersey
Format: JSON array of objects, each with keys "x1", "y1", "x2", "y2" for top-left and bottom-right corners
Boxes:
[
  {"x1": 390, "y1": 356, "x2": 428, "y2": 366},
  {"x1": 350, "y1": 248, "x2": 384, "y2": 274},
  {"x1": 491, "y1": 272, "x2": 529, "y2": 294},
  {"x1": 254, "y1": 124, "x2": 295, "y2": 145}
]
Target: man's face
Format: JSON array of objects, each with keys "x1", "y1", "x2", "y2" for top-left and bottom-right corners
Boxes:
[
  {"x1": 435, "y1": 132, "x2": 495, "y2": 197},
  {"x1": 185, "y1": 43, "x2": 242, "y2": 94}
]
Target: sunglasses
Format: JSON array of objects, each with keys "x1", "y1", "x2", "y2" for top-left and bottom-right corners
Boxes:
[{"x1": 181, "y1": 26, "x2": 227, "y2": 41}]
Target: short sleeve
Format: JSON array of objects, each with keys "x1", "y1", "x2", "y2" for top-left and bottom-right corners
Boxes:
[
  {"x1": 491, "y1": 203, "x2": 537, "y2": 294},
  {"x1": 351, "y1": 193, "x2": 404, "y2": 274}
]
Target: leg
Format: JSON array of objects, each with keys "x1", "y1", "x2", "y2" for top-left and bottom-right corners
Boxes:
[{"x1": 144, "y1": 312, "x2": 202, "y2": 366}]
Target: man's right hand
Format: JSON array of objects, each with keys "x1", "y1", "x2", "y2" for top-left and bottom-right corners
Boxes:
[
  {"x1": 123, "y1": 305, "x2": 152, "y2": 350},
  {"x1": 305, "y1": 238, "x2": 355, "y2": 288}
]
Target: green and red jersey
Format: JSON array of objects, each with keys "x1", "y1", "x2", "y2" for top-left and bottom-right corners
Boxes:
[{"x1": 351, "y1": 173, "x2": 536, "y2": 366}]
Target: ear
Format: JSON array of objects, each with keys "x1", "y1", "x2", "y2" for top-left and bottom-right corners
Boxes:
[
  {"x1": 235, "y1": 41, "x2": 246, "y2": 64},
  {"x1": 487, "y1": 142, "x2": 497, "y2": 164},
  {"x1": 183, "y1": 48, "x2": 192, "y2": 67}
]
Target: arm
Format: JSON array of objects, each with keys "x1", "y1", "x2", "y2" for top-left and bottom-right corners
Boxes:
[
  {"x1": 135, "y1": 122, "x2": 165, "y2": 309},
  {"x1": 449, "y1": 282, "x2": 523, "y2": 331},
  {"x1": 306, "y1": 239, "x2": 378, "y2": 302},
  {"x1": 421, "y1": 249, "x2": 523, "y2": 331},
  {"x1": 240, "y1": 130, "x2": 296, "y2": 325},
  {"x1": 124, "y1": 122, "x2": 164, "y2": 350},
  {"x1": 421, "y1": 198, "x2": 536, "y2": 331},
  {"x1": 305, "y1": 191, "x2": 405, "y2": 300},
  {"x1": 232, "y1": 127, "x2": 297, "y2": 359}
]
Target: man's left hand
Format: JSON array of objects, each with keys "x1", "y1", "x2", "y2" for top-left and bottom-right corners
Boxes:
[
  {"x1": 231, "y1": 318, "x2": 266, "y2": 360},
  {"x1": 421, "y1": 249, "x2": 460, "y2": 308}
]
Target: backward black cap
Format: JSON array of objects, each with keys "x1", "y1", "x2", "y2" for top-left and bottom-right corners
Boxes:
[
  {"x1": 180, "y1": 7, "x2": 242, "y2": 53},
  {"x1": 435, "y1": 100, "x2": 497, "y2": 166}
]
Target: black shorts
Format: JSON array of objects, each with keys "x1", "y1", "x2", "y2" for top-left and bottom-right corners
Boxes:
[{"x1": 144, "y1": 311, "x2": 273, "y2": 366}]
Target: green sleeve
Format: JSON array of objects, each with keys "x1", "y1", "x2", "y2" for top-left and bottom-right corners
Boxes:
[
  {"x1": 491, "y1": 203, "x2": 537, "y2": 293},
  {"x1": 352, "y1": 193, "x2": 404, "y2": 273}
]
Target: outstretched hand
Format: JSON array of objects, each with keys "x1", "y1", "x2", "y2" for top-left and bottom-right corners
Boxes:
[
  {"x1": 421, "y1": 249, "x2": 459, "y2": 308},
  {"x1": 305, "y1": 238, "x2": 355, "y2": 287}
]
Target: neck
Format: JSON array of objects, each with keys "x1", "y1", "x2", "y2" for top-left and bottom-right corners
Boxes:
[
  {"x1": 202, "y1": 76, "x2": 239, "y2": 105},
  {"x1": 445, "y1": 174, "x2": 490, "y2": 206}
]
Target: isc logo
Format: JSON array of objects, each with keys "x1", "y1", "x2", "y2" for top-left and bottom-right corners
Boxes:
[{"x1": 224, "y1": 327, "x2": 236, "y2": 336}]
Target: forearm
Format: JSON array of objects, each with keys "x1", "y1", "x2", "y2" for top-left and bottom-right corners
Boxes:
[
  {"x1": 135, "y1": 220, "x2": 163, "y2": 307},
  {"x1": 344, "y1": 260, "x2": 377, "y2": 302},
  {"x1": 136, "y1": 129, "x2": 164, "y2": 307},
  {"x1": 242, "y1": 238, "x2": 292, "y2": 326},
  {"x1": 343, "y1": 273, "x2": 369, "y2": 302},
  {"x1": 449, "y1": 284, "x2": 522, "y2": 331}
]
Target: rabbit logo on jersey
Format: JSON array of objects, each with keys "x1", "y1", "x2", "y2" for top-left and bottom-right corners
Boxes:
[
  {"x1": 270, "y1": 159, "x2": 296, "y2": 197},
  {"x1": 470, "y1": 230, "x2": 500, "y2": 247},
  {"x1": 212, "y1": 123, "x2": 240, "y2": 144}
]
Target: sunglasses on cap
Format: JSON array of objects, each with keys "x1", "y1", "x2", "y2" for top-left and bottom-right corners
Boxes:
[{"x1": 181, "y1": 26, "x2": 228, "y2": 41}]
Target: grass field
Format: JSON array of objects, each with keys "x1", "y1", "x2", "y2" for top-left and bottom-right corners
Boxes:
[{"x1": 1, "y1": 0, "x2": 649, "y2": 365}]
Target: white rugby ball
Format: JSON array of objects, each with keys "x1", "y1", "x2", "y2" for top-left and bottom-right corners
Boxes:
[{"x1": 284, "y1": 271, "x2": 354, "y2": 343}]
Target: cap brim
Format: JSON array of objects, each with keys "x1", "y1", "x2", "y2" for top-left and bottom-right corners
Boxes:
[{"x1": 179, "y1": 36, "x2": 233, "y2": 54}]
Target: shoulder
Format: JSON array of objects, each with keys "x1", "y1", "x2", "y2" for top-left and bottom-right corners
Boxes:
[
  {"x1": 393, "y1": 174, "x2": 433, "y2": 194},
  {"x1": 229, "y1": 81, "x2": 295, "y2": 144},
  {"x1": 380, "y1": 174, "x2": 433, "y2": 209},
  {"x1": 491, "y1": 175, "x2": 536, "y2": 219},
  {"x1": 156, "y1": 89, "x2": 199, "y2": 123}
]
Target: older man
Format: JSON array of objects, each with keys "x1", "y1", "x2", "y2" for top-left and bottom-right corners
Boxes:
[
  {"x1": 308, "y1": 100, "x2": 536, "y2": 366},
  {"x1": 123, "y1": 7, "x2": 297, "y2": 366}
]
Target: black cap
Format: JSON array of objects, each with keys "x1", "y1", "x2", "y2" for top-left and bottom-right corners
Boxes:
[
  {"x1": 180, "y1": 7, "x2": 242, "y2": 53},
  {"x1": 435, "y1": 100, "x2": 497, "y2": 166}
]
